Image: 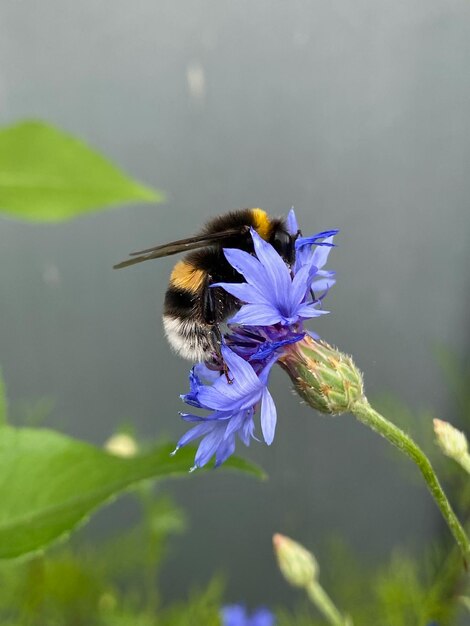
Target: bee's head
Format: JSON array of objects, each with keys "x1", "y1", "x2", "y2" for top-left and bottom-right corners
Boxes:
[{"x1": 268, "y1": 220, "x2": 297, "y2": 266}]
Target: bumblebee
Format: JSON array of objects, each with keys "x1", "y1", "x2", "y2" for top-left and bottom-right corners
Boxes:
[{"x1": 114, "y1": 208, "x2": 296, "y2": 363}]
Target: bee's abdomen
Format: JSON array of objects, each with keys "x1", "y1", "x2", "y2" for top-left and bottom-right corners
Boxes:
[
  {"x1": 163, "y1": 253, "x2": 240, "y2": 362},
  {"x1": 163, "y1": 284, "x2": 215, "y2": 362}
]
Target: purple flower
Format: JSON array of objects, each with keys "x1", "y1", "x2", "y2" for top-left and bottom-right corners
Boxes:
[
  {"x1": 295, "y1": 233, "x2": 337, "y2": 293},
  {"x1": 221, "y1": 605, "x2": 275, "y2": 626},
  {"x1": 173, "y1": 346, "x2": 277, "y2": 469},
  {"x1": 213, "y1": 229, "x2": 329, "y2": 327}
]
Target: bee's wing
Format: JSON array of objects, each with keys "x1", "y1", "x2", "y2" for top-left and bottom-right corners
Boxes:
[{"x1": 113, "y1": 227, "x2": 246, "y2": 269}]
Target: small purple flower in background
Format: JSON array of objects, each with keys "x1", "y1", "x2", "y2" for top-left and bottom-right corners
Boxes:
[
  {"x1": 221, "y1": 604, "x2": 275, "y2": 626},
  {"x1": 173, "y1": 209, "x2": 338, "y2": 469}
]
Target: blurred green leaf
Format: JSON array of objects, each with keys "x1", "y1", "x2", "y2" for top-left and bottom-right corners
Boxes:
[
  {"x1": 0, "y1": 369, "x2": 7, "y2": 425},
  {"x1": 0, "y1": 120, "x2": 163, "y2": 221},
  {"x1": 0, "y1": 426, "x2": 265, "y2": 560}
]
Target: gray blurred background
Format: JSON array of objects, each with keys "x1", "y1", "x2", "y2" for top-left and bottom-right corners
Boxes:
[{"x1": 1, "y1": 0, "x2": 469, "y2": 608}]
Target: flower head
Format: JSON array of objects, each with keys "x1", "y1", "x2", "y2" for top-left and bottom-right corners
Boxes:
[
  {"x1": 173, "y1": 345, "x2": 277, "y2": 469},
  {"x1": 295, "y1": 233, "x2": 337, "y2": 293},
  {"x1": 434, "y1": 419, "x2": 469, "y2": 465},
  {"x1": 278, "y1": 336, "x2": 364, "y2": 415},
  {"x1": 213, "y1": 228, "x2": 330, "y2": 327},
  {"x1": 221, "y1": 605, "x2": 275, "y2": 626},
  {"x1": 273, "y1": 533, "x2": 318, "y2": 588}
]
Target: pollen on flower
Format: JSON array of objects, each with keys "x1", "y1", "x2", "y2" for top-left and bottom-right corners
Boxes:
[
  {"x1": 320, "y1": 383, "x2": 332, "y2": 397},
  {"x1": 307, "y1": 361, "x2": 319, "y2": 373},
  {"x1": 296, "y1": 377, "x2": 312, "y2": 392},
  {"x1": 327, "y1": 356, "x2": 340, "y2": 370}
]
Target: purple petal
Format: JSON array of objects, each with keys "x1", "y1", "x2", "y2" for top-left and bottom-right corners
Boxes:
[
  {"x1": 215, "y1": 434, "x2": 236, "y2": 467},
  {"x1": 311, "y1": 235, "x2": 335, "y2": 269},
  {"x1": 197, "y1": 385, "x2": 253, "y2": 411},
  {"x1": 250, "y1": 608, "x2": 276, "y2": 626},
  {"x1": 257, "y1": 354, "x2": 279, "y2": 386},
  {"x1": 193, "y1": 362, "x2": 221, "y2": 384},
  {"x1": 249, "y1": 334, "x2": 304, "y2": 361},
  {"x1": 180, "y1": 393, "x2": 202, "y2": 409},
  {"x1": 223, "y1": 247, "x2": 267, "y2": 286},
  {"x1": 212, "y1": 282, "x2": 271, "y2": 306},
  {"x1": 296, "y1": 230, "x2": 338, "y2": 248},
  {"x1": 289, "y1": 263, "x2": 311, "y2": 308},
  {"x1": 224, "y1": 411, "x2": 246, "y2": 439},
  {"x1": 306, "y1": 329, "x2": 320, "y2": 339},
  {"x1": 239, "y1": 413, "x2": 256, "y2": 446},
  {"x1": 260, "y1": 387, "x2": 277, "y2": 445},
  {"x1": 220, "y1": 345, "x2": 261, "y2": 389},
  {"x1": 195, "y1": 423, "x2": 226, "y2": 467},
  {"x1": 251, "y1": 229, "x2": 291, "y2": 311},
  {"x1": 179, "y1": 412, "x2": 207, "y2": 422},
  {"x1": 176, "y1": 421, "x2": 214, "y2": 449},
  {"x1": 181, "y1": 410, "x2": 232, "y2": 422},
  {"x1": 310, "y1": 277, "x2": 336, "y2": 292},
  {"x1": 221, "y1": 605, "x2": 247, "y2": 626},
  {"x1": 295, "y1": 231, "x2": 337, "y2": 274},
  {"x1": 286, "y1": 207, "x2": 299, "y2": 235},
  {"x1": 296, "y1": 303, "x2": 330, "y2": 319},
  {"x1": 180, "y1": 367, "x2": 204, "y2": 407},
  {"x1": 196, "y1": 347, "x2": 268, "y2": 412},
  {"x1": 228, "y1": 304, "x2": 283, "y2": 326},
  {"x1": 316, "y1": 269, "x2": 336, "y2": 278}
]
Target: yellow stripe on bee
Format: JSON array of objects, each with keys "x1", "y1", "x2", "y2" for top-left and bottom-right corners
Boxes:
[
  {"x1": 251, "y1": 208, "x2": 272, "y2": 240},
  {"x1": 170, "y1": 261, "x2": 205, "y2": 293}
]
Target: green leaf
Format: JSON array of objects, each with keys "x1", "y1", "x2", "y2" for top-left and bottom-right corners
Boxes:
[
  {"x1": 0, "y1": 120, "x2": 163, "y2": 221},
  {"x1": 0, "y1": 426, "x2": 266, "y2": 560},
  {"x1": 0, "y1": 369, "x2": 7, "y2": 425}
]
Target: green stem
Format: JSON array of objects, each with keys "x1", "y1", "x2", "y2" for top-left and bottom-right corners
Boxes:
[
  {"x1": 306, "y1": 581, "x2": 349, "y2": 626},
  {"x1": 352, "y1": 397, "x2": 470, "y2": 560}
]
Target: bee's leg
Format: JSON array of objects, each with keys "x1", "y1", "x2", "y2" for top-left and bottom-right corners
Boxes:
[
  {"x1": 202, "y1": 277, "x2": 217, "y2": 326},
  {"x1": 203, "y1": 281, "x2": 233, "y2": 383},
  {"x1": 210, "y1": 325, "x2": 233, "y2": 384},
  {"x1": 223, "y1": 363, "x2": 233, "y2": 384}
]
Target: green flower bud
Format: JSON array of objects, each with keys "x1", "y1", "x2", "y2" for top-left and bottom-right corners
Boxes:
[
  {"x1": 104, "y1": 433, "x2": 138, "y2": 458},
  {"x1": 434, "y1": 419, "x2": 468, "y2": 462},
  {"x1": 278, "y1": 335, "x2": 364, "y2": 415},
  {"x1": 273, "y1": 533, "x2": 318, "y2": 588}
]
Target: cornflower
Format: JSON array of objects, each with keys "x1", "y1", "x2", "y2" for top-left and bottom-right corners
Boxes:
[{"x1": 221, "y1": 604, "x2": 275, "y2": 626}]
